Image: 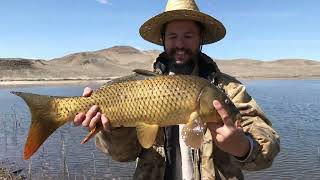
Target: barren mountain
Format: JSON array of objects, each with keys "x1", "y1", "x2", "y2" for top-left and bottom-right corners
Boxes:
[
  {"x1": 215, "y1": 58, "x2": 320, "y2": 79},
  {"x1": 1, "y1": 46, "x2": 319, "y2": 81}
]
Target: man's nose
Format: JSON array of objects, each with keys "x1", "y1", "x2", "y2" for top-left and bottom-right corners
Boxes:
[{"x1": 175, "y1": 36, "x2": 185, "y2": 49}]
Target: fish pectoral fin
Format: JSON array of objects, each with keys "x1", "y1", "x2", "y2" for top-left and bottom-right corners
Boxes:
[
  {"x1": 81, "y1": 125, "x2": 102, "y2": 144},
  {"x1": 181, "y1": 111, "x2": 205, "y2": 149},
  {"x1": 136, "y1": 123, "x2": 159, "y2": 149}
]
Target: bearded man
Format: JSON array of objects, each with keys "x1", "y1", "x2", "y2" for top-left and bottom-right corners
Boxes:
[{"x1": 74, "y1": 0, "x2": 280, "y2": 179}]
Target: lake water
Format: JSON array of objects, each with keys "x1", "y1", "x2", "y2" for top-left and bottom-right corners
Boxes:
[{"x1": 0, "y1": 80, "x2": 320, "y2": 179}]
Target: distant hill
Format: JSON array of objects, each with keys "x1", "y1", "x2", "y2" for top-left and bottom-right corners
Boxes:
[
  {"x1": 1, "y1": 46, "x2": 320, "y2": 81},
  {"x1": 215, "y1": 58, "x2": 320, "y2": 79}
]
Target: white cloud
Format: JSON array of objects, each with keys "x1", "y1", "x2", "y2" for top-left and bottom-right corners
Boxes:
[{"x1": 96, "y1": 0, "x2": 111, "y2": 5}]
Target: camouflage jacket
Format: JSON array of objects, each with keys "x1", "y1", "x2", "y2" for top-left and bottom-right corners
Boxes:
[{"x1": 95, "y1": 53, "x2": 280, "y2": 180}]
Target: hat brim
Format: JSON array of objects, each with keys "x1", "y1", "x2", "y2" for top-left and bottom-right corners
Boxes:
[{"x1": 139, "y1": 9, "x2": 226, "y2": 45}]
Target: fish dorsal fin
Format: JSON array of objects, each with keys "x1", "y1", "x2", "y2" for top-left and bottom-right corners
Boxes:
[
  {"x1": 133, "y1": 69, "x2": 158, "y2": 76},
  {"x1": 136, "y1": 122, "x2": 159, "y2": 149},
  {"x1": 181, "y1": 111, "x2": 205, "y2": 149},
  {"x1": 100, "y1": 70, "x2": 156, "y2": 89}
]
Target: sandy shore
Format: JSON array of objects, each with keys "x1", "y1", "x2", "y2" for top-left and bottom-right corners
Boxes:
[
  {"x1": 0, "y1": 80, "x2": 110, "y2": 87},
  {"x1": 0, "y1": 77, "x2": 123, "y2": 87}
]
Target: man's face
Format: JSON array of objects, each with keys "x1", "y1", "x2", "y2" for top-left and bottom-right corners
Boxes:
[{"x1": 164, "y1": 20, "x2": 201, "y2": 65}]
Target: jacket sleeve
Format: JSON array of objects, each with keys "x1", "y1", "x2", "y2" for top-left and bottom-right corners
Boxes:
[
  {"x1": 95, "y1": 127, "x2": 142, "y2": 162},
  {"x1": 220, "y1": 76, "x2": 280, "y2": 170}
]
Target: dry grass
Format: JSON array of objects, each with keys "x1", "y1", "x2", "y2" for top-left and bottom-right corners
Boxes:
[{"x1": 0, "y1": 167, "x2": 25, "y2": 180}]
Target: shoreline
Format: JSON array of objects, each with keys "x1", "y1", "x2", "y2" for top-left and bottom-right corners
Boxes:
[
  {"x1": 0, "y1": 79, "x2": 112, "y2": 87},
  {"x1": 0, "y1": 76, "x2": 320, "y2": 87}
]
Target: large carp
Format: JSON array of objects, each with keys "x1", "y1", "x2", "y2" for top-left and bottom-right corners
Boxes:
[{"x1": 11, "y1": 70, "x2": 240, "y2": 160}]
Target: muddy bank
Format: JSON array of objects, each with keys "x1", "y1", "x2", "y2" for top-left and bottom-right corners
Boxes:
[
  {"x1": 0, "y1": 79, "x2": 112, "y2": 87},
  {"x1": 0, "y1": 167, "x2": 24, "y2": 180}
]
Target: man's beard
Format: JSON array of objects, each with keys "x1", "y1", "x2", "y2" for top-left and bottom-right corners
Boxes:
[{"x1": 167, "y1": 48, "x2": 198, "y2": 75}]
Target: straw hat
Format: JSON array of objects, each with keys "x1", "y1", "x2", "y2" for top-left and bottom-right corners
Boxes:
[{"x1": 139, "y1": 0, "x2": 226, "y2": 45}]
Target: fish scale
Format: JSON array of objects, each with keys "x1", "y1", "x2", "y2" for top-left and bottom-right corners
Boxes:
[{"x1": 87, "y1": 76, "x2": 194, "y2": 126}]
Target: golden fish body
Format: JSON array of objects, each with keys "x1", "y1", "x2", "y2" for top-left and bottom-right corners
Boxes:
[
  {"x1": 79, "y1": 75, "x2": 212, "y2": 126},
  {"x1": 11, "y1": 73, "x2": 240, "y2": 160}
]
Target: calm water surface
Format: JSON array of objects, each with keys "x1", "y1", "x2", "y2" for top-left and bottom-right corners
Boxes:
[{"x1": 0, "y1": 80, "x2": 319, "y2": 179}]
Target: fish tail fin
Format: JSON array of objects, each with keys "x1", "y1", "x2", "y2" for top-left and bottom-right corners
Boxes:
[{"x1": 11, "y1": 91, "x2": 66, "y2": 160}]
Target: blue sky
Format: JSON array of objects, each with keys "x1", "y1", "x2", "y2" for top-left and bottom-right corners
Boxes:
[{"x1": 0, "y1": 0, "x2": 319, "y2": 61}]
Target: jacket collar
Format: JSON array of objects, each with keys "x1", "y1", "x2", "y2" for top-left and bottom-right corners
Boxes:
[{"x1": 153, "y1": 52, "x2": 220, "y2": 79}]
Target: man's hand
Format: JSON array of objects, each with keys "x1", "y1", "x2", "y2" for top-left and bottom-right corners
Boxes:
[
  {"x1": 207, "y1": 100, "x2": 250, "y2": 158},
  {"x1": 73, "y1": 87, "x2": 111, "y2": 132}
]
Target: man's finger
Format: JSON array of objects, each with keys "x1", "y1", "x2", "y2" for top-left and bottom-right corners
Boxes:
[
  {"x1": 207, "y1": 122, "x2": 223, "y2": 133},
  {"x1": 101, "y1": 114, "x2": 111, "y2": 132},
  {"x1": 83, "y1": 87, "x2": 93, "y2": 97},
  {"x1": 213, "y1": 100, "x2": 234, "y2": 127},
  {"x1": 89, "y1": 112, "x2": 101, "y2": 130},
  {"x1": 210, "y1": 130, "x2": 224, "y2": 144},
  {"x1": 208, "y1": 124, "x2": 228, "y2": 146},
  {"x1": 235, "y1": 120, "x2": 242, "y2": 128},
  {"x1": 74, "y1": 112, "x2": 85, "y2": 126},
  {"x1": 82, "y1": 105, "x2": 99, "y2": 127},
  {"x1": 209, "y1": 122, "x2": 233, "y2": 136}
]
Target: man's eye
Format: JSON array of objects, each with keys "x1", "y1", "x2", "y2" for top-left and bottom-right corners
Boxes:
[{"x1": 168, "y1": 36, "x2": 176, "y2": 39}]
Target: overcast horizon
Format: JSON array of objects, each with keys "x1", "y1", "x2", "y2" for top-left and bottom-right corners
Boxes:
[{"x1": 1, "y1": 0, "x2": 319, "y2": 61}]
